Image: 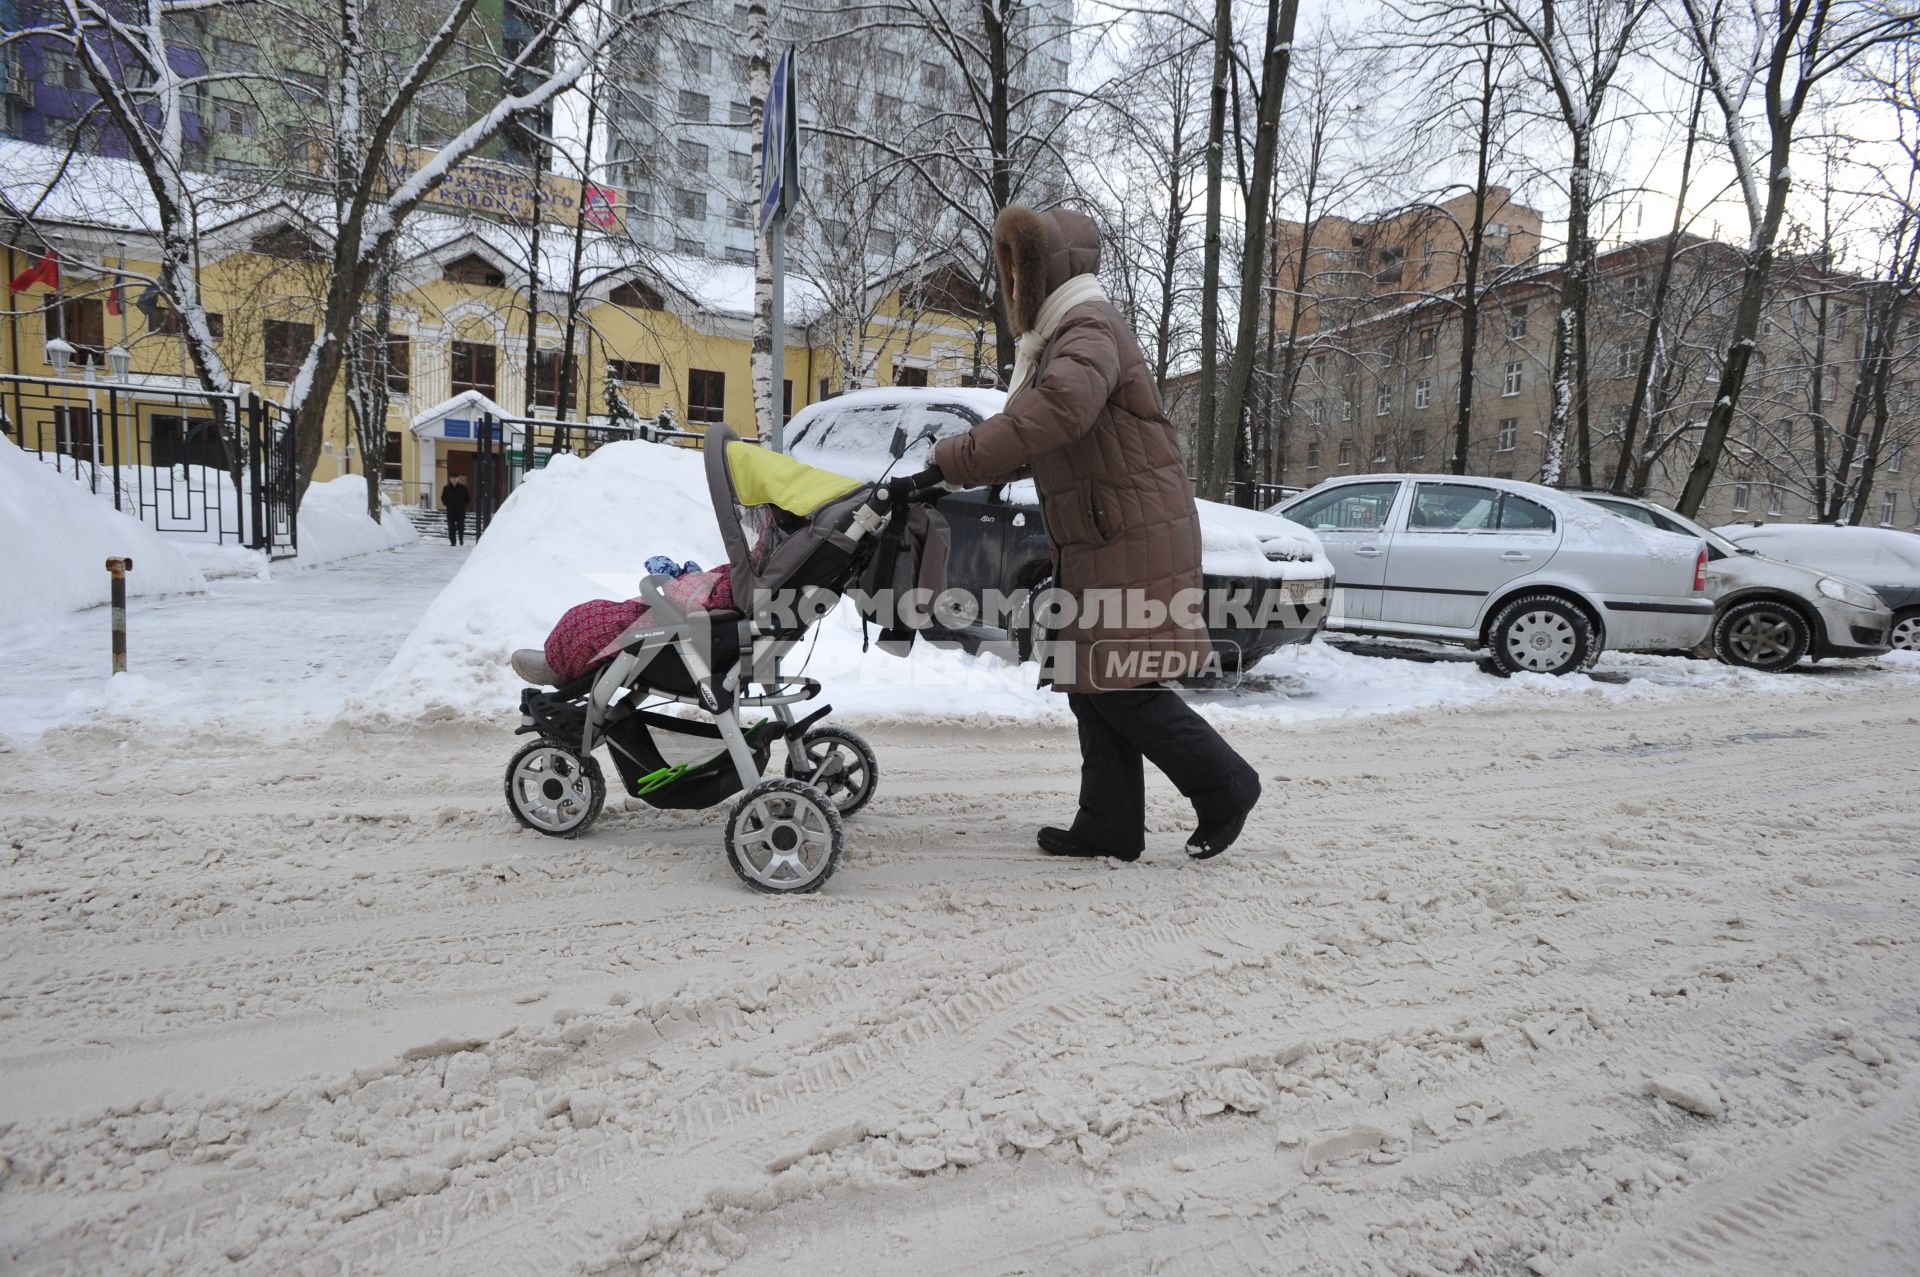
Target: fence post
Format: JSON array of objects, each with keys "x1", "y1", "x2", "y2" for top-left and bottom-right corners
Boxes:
[
  {"x1": 107, "y1": 386, "x2": 123, "y2": 511},
  {"x1": 105, "y1": 557, "x2": 132, "y2": 673},
  {"x1": 246, "y1": 395, "x2": 266, "y2": 551}
]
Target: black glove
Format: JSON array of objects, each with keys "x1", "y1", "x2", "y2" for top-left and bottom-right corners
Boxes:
[{"x1": 884, "y1": 464, "x2": 946, "y2": 505}]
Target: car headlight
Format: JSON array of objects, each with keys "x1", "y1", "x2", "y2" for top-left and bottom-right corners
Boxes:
[{"x1": 1816, "y1": 577, "x2": 1881, "y2": 610}]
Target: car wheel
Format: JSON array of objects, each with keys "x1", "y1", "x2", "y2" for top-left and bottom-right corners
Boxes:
[
  {"x1": 1712, "y1": 598, "x2": 1811, "y2": 672},
  {"x1": 1487, "y1": 594, "x2": 1595, "y2": 677},
  {"x1": 1892, "y1": 608, "x2": 1920, "y2": 652}
]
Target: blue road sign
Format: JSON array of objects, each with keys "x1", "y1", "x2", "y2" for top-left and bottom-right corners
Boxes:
[{"x1": 759, "y1": 49, "x2": 798, "y2": 233}]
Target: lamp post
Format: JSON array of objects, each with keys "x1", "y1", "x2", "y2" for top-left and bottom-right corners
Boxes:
[{"x1": 43, "y1": 335, "x2": 76, "y2": 481}]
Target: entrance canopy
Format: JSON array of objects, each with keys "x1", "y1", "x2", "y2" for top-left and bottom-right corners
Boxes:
[{"x1": 408, "y1": 389, "x2": 522, "y2": 443}]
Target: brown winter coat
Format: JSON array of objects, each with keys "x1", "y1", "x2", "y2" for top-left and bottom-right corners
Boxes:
[{"x1": 933, "y1": 205, "x2": 1210, "y2": 692}]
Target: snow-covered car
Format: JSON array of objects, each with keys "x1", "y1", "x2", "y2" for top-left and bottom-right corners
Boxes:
[
  {"x1": 1577, "y1": 494, "x2": 1893, "y2": 670},
  {"x1": 1270, "y1": 474, "x2": 1714, "y2": 675},
  {"x1": 1712, "y1": 522, "x2": 1920, "y2": 652},
  {"x1": 783, "y1": 387, "x2": 1334, "y2": 668}
]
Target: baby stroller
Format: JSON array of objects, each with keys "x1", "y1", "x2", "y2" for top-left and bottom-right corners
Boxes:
[{"x1": 503, "y1": 425, "x2": 941, "y2": 894}]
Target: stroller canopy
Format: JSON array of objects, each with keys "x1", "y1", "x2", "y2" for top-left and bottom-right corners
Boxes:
[{"x1": 704, "y1": 424, "x2": 870, "y2": 609}]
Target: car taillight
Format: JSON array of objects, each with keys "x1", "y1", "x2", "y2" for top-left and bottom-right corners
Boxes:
[{"x1": 1693, "y1": 548, "x2": 1707, "y2": 592}]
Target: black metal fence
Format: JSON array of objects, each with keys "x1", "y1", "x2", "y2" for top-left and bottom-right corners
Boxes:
[{"x1": 1, "y1": 372, "x2": 297, "y2": 557}]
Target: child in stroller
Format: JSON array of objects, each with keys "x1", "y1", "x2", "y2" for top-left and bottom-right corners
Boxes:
[{"x1": 502, "y1": 425, "x2": 944, "y2": 895}]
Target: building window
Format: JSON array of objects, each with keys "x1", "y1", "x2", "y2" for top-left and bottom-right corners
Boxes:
[
  {"x1": 1508, "y1": 305, "x2": 1527, "y2": 340},
  {"x1": 893, "y1": 364, "x2": 930, "y2": 387},
  {"x1": 1376, "y1": 386, "x2": 1392, "y2": 416},
  {"x1": 1340, "y1": 395, "x2": 1352, "y2": 422},
  {"x1": 678, "y1": 140, "x2": 708, "y2": 173},
  {"x1": 1497, "y1": 417, "x2": 1518, "y2": 452},
  {"x1": 1615, "y1": 340, "x2": 1635, "y2": 378},
  {"x1": 1337, "y1": 438, "x2": 1355, "y2": 467},
  {"x1": 673, "y1": 188, "x2": 706, "y2": 220},
  {"x1": 532, "y1": 349, "x2": 575, "y2": 412},
  {"x1": 384, "y1": 430, "x2": 404, "y2": 482},
  {"x1": 1410, "y1": 430, "x2": 1427, "y2": 459},
  {"x1": 1414, "y1": 377, "x2": 1430, "y2": 410},
  {"x1": 730, "y1": 99, "x2": 751, "y2": 125},
  {"x1": 1417, "y1": 326, "x2": 1436, "y2": 360},
  {"x1": 56, "y1": 297, "x2": 106, "y2": 365},
  {"x1": 1372, "y1": 438, "x2": 1389, "y2": 464},
  {"x1": 610, "y1": 278, "x2": 664, "y2": 309},
  {"x1": 674, "y1": 235, "x2": 702, "y2": 256},
  {"x1": 1313, "y1": 354, "x2": 1327, "y2": 381},
  {"x1": 1308, "y1": 399, "x2": 1325, "y2": 426},
  {"x1": 687, "y1": 367, "x2": 726, "y2": 423},
  {"x1": 1888, "y1": 441, "x2": 1904, "y2": 473},
  {"x1": 443, "y1": 253, "x2": 505, "y2": 287},
  {"x1": 783, "y1": 378, "x2": 794, "y2": 423},
  {"x1": 1881, "y1": 492, "x2": 1898, "y2": 526},
  {"x1": 1307, "y1": 441, "x2": 1322, "y2": 470},
  {"x1": 1732, "y1": 479, "x2": 1751, "y2": 512},
  {"x1": 1767, "y1": 483, "x2": 1784, "y2": 515},
  {"x1": 264, "y1": 318, "x2": 313, "y2": 384},
  {"x1": 684, "y1": 42, "x2": 713, "y2": 73},
  {"x1": 1623, "y1": 275, "x2": 1647, "y2": 306},
  {"x1": 450, "y1": 340, "x2": 497, "y2": 397},
  {"x1": 148, "y1": 307, "x2": 226, "y2": 340},
  {"x1": 727, "y1": 201, "x2": 753, "y2": 229},
  {"x1": 678, "y1": 89, "x2": 710, "y2": 121},
  {"x1": 1502, "y1": 361, "x2": 1523, "y2": 396},
  {"x1": 359, "y1": 329, "x2": 410, "y2": 394},
  {"x1": 610, "y1": 359, "x2": 660, "y2": 386},
  {"x1": 52, "y1": 405, "x2": 96, "y2": 463},
  {"x1": 1485, "y1": 245, "x2": 1507, "y2": 266}
]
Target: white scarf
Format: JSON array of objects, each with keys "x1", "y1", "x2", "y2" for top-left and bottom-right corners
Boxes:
[{"x1": 1004, "y1": 273, "x2": 1108, "y2": 402}]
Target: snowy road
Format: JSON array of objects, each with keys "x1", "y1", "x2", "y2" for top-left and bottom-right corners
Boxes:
[
  {"x1": 3, "y1": 671, "x2": 1917, "y2": 1274},
  {"x1": 2, "y1": 540, "x2": 466, "y2": 737}
]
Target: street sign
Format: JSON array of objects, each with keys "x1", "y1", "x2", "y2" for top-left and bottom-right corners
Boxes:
[{"x1": 759, "y1": 48, "x2": 798, "y2": 233}]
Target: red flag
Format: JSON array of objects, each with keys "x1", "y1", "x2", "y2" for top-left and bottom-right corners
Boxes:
[
  {"x1": 9, "y1": 250, "x2": 61, "y2": 293},
  {"x1": 107, "y1": 279, "x2": 123, "y2": 315}
]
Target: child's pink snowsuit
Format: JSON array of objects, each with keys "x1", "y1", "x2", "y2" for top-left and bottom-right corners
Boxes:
[{"x1": 543, "y1": 567, "x2": 735, "y2": 681}]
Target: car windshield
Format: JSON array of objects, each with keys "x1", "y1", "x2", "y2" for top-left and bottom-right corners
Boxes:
[{"x1": 785, "y1": 398, "x2": 983, "y2": 480}]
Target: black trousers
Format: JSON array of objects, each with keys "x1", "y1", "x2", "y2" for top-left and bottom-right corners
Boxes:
[
  {"x1": 446, "y1": 509, "x2": 466, "y2": 544},
  {"x1": 1067, "y1": 688, "x2": 1258, "y2": 853}
]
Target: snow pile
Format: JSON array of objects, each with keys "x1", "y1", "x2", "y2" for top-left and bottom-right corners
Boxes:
[
  {"x1": 291, "y1": 477, "x2": 418, "y2": 569},
  {"x1": 0, "y1": 434, "x2": 205, "y2": 639},
  {"x1": 369, "y1": 441, "x2": 725, "y2": 716},
  {"x1": 1194, "y1": 498, "x2": 1329, "y2": 580}
]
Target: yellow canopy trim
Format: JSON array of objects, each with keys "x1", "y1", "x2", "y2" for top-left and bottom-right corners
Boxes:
[{"x1": 725, "y1": 440, "x2": 862, "y2": 515}]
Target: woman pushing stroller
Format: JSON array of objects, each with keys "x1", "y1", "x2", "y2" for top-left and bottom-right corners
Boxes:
[{"x1": 895, "y1": 205, "x2": 1262, "y2": 863}]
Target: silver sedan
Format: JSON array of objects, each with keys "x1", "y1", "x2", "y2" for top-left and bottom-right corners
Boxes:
[{"x1": 1272, "y1": 474, "x2": 1714, "y2": 675}]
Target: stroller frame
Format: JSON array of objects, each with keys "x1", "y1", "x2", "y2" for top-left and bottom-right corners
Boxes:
[{"x1": 505, "y1": 451, "x2": 901, "y2": 894}]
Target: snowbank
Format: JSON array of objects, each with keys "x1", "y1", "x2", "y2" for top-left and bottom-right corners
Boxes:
[
  {"x1": 366, "y1": 436, "x2": 1797, "y2": 726},
  {"x1": 291, "y1": 477, "x2": 419, "y2": 569},
  {"x1": 370, "y1": 441, "x2": 723, "y2": 715},
  {"x1": 0, "y1": 434, "x2": 206, "y2": 639}
]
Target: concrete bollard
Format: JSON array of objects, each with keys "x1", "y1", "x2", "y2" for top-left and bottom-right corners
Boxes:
[{"x1": 105, "y1": 557, "x2": 132, "y2": 674}]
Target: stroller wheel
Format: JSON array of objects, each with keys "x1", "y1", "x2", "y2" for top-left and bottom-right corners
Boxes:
[
  {"x1": 505, "y1": 739, "x2": 606, "y2": 837},
  {"x1": 726, "y1": 779, "x2": 844, "y2": 894},
  {"x1": 783, "y1": 726, "x2": 879, "y2": 818}
]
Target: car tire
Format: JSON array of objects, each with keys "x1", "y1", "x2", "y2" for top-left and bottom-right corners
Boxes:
[
  {"x1": 1712, "y1": 598, "x2": 1812, "y2": 672},
  {"x1": 1486, "y1": 594, "x2": 1595, "y2": 677},
  {"x1": 1892, "y1": 607, "x2": 1920, "y2": 653}
]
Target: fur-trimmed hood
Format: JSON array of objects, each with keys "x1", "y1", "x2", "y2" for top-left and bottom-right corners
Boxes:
[{"x1": 995, "y1": 205, "x2": 1101, "y2": 336}]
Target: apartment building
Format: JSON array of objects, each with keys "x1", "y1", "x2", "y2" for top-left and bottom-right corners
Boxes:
[
  {"x1": 1265, "y1": 233, "x2": 1920, "y2": 529},
  {"x1": 605, "y1": 0, "x2": 1074, "y2": 265}
]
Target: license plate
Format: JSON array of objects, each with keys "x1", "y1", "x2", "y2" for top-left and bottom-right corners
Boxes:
[{"x1": 1287, "y1": 581, "x2": 1317, "y2": 603}]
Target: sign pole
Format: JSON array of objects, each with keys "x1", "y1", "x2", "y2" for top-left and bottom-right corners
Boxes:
[
  {"x1": 769, "y1": 216, "x2": 785, "y2": 451},
  {"x1": 760, "y1": 47, "x2": 798, "y2": 452}
]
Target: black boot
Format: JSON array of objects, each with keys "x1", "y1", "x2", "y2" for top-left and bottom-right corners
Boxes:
[
  {"x1": 1186, "y1": 772, "x2": 1261, "y2": 861},
  {"x1": 1038, "y1": 826, "x2": 1140, "y2": 863}
]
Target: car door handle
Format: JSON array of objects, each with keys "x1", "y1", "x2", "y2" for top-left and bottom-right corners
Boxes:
[
  {"x1": 1353, "y1": 546, "x2": 1383, "y2": 558},
  {"x1": 1500, "y1": 551, "x2": 1531, "y2": 561}
]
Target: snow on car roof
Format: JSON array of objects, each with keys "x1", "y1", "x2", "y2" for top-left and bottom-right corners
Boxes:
[{"x1": 1713, "y1": 522, "x2": 1920, "y2": 582}]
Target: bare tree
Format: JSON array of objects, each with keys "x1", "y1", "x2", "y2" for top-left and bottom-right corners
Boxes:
[{"x1": 1671, "y1": 0, "x2": 1918, "y2": 517}]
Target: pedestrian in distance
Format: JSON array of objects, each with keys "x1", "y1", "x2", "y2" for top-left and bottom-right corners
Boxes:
[
  {"x1": 896, "y1": 204, "x2": 1262, "y2": 862},
  {"x1": 441, "y1": 475, "x2": 471, "y2": 546}
]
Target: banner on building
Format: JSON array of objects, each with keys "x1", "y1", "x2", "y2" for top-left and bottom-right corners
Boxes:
[{"x1": 393, "y1": 147, "x2": 624, "y2": 230}]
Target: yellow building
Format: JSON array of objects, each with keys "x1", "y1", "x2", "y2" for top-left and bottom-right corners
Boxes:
[{"x1": 1, "y1": 143, "x2": 991, "y2": 524}]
